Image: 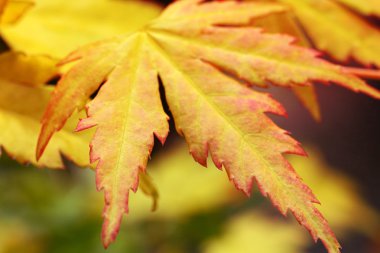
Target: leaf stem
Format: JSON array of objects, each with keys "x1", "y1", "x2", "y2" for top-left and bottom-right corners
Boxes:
[{"x1": 344, "y1": 67, "x2": 380, "y2": 80}]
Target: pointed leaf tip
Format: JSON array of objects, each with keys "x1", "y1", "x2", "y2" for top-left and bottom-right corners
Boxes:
[{"x1": 101, "y1": 213, "x2": 122, "y2": 249}]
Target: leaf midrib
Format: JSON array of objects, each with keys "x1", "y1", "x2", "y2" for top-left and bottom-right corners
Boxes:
[
  {"x1": 105, "y1": 35, "x2": 142, "y2": 218},
  {"x1": 146, "y1": 32, "x2": 296, "y2": 196}
]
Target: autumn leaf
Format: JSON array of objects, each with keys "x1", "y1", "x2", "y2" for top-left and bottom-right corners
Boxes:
[
  {"x1": 251, "y1": 0, "x2": 380, "y2": 119},
  {"x1": 2, "y1": 0, "x2": 162, "y2": 57},
  {"x1": 0, "y1": 51, "x2": 91, "y2": 168},
  {"x1": 0, "y1": 0, "x2": 5, "y2": 14},
  {"x1": 0, "y1": 0, "x2": 33, "y2": 25},
  {"x1": 37, "y1": 0, "x2": 380, "y2": 251},
  {"x1": 0, "y1": 51, "x2": 56, "y2": 87},
  {"x1": 334, "y1": 0, "x2": 380, "y2": 17},
  {"x1": 203, "y1": 147, "x2": 380, "y2": 253},
  {"x1": 274, "y1": 0, "x2": 380, "y2": 66}
]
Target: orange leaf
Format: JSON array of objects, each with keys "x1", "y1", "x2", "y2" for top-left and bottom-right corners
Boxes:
[
  {"x1": 75, "y1": 35, "x2": 169, "y2": 246},
  {"x1": 37, "y1": 0, "x2": 380, "y2": 251}
]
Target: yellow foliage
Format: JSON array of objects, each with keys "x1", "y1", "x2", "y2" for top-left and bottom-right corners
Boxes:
[
  {"x1": 278, "y1": 0, "x2": 380, "y2": 66},
  {"x1": 334, "y1": 0, "x2": 380, "y2": 17},
  {"x1": 0, "y1": 81, "x2": 91, "y2": 168},
  {"x1": 0, "y1": 52, "x2": 92, "y2": 168},
  {"x1": 0, "y1": 51, "x2": 56, "y2": 87},
  {"x1": 0, "y1": 0, "x2": 34, "y2": 24},
  {"x1": 2, "y1": 0, "x2": 162, "y2": 57},
  {"x1": 203, "y1": 212, "x2": 308, "y2": 253}
]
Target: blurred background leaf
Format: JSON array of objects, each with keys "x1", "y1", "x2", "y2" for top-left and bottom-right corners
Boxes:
[
  {"x1": 0, "y1": 51, "x2": 93, "y2": 168},
  {"x1": 202, "y1": 211, "x2": 308, "y2": 253},
  {"x1": 0, "y1": 0, "x2": 34, "y2": 25},
  {"x1": 1, "y1": 0, "x2": 162, "y2": 57}
]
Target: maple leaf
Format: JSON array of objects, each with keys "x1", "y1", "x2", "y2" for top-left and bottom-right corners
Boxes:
[
  {"x1": 334, "y1": 0, "x2": 380, "y2": 17},
  {"x1": 273, "y1": 0, "x2": 380, "y2": 67},
  {"x1": 2, "y1": 0, "x2": 162, "y2": 57},
  {"x1": 0, "y1": 51, "x2": 91, "y2": 168},
  {"x1": 37, "y1": 0, "x2": 380, "y2": 251},
  {"x1": 0, "y1": 0, "x2": 34, "y2": 25},
  {"x1": 0, "y1": 51, "x2": 56, "y2": 87}
]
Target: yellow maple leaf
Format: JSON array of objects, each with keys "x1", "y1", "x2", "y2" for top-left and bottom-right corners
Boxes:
[
  {"x1": 0, "y1": 51, "x2": 56, "y2": 87},
  {"x1": 2, "y1": 0, "x2": 162, "y2": 57},
  {"x1": 0, "y1": 0, "x2": 34, "y2": 25},
  {"x1": 334, "y1": 0, "x2": 380, "y2": 17},
  {"x1": 0, "y1": 51, "x2": 91, "y2": 168},
  {"x1": 251, "y1": 0, "x2": 380, "y2": 120},
  {"x1": 276, "y1": 0, "x2": 380, "y2": 67}
]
